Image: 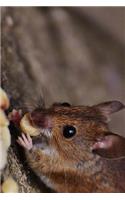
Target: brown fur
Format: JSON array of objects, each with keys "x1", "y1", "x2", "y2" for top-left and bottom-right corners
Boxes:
[{"x1": 26, "y1": 101, "x2": 125, "y2": 192}]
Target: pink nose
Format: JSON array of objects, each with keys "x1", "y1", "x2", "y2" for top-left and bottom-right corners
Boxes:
[{"x1": 30, "y1": 111, "x2": 52, "y2": 129}]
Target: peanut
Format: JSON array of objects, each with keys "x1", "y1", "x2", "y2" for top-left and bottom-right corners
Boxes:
[
  {"x1": 0, "y1": 88, "x2": 10, "y2": 110},
  {"x1": 20, "y1": 113, "x2": 41, "y2": 136},
  {"x1": 2, "y1": 177, "x2": 19, "y2": 193}
]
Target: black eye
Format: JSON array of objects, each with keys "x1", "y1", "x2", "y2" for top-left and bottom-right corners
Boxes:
[{"x1": 63, "y1": 125, "x2": 76, "y2": 138}]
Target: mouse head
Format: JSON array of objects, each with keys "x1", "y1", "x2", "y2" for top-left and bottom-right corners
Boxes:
[{"x1": 30, "y1": 101, "x2": 125, "y2": 162}]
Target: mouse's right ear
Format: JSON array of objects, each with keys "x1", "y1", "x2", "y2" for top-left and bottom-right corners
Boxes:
[
  {"x1": 93, "y1": 101, "x2": 125, "y2": 122},
  {"x1": 92, "y1": 132, "x2": 125, "y2": 159}
]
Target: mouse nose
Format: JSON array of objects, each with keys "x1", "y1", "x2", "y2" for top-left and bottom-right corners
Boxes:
[{"x1": 30, "y1": 111, "x2": 52, "y2": 129}]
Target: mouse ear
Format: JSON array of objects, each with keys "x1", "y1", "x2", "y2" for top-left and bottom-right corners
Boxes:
[
  {"x1": 92, "y1": 132, "x2": 125, "y2": 159},
  {"x1": 94, "y1": 101, "x2": 125, "y2": 122},
  {"x1": 52, "y1": 102, "x2": 71, "y2": 107}
]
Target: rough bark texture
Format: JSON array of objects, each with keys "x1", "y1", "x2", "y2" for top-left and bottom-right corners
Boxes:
[{"x1": 1, "y1": 7, "x2": 125, "y2": 192}]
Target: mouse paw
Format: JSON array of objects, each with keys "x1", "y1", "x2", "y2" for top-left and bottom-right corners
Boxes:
[
  {"x1": 8, "y1": 109, "x2": 22, "y2": 125},
  {"x1": 17, "y1": 133, "x2": 33, "y2": 150}
]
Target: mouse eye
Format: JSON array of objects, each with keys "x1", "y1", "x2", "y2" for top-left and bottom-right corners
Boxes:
[{"x1": 63, "y1": 125, "x2": 76, "y2": 138}]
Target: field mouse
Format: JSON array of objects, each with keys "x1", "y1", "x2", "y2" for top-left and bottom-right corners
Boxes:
[{"x1": 11, "y1": 101, "x2": 125, "y2": 192}]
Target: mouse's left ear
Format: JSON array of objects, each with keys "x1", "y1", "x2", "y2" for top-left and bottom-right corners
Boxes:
[
  {"x1": 93, "y1": 101, "x2": 125, "y2": 122},
  {"x1": 52, "y1": 102, "x2": 71, "y2": 107},
  {"x1": 92, "y1": 132, "x2": 125, "y2": 159}
]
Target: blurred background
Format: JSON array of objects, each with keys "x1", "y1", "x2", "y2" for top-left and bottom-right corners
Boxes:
[{"x1": 2, "y1": 7, "x2": 125, "y2": 135}]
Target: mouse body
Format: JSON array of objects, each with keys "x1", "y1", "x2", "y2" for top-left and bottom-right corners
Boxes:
[{"x1": 16, "y1": 101, "x2": 125, "y2": 192}]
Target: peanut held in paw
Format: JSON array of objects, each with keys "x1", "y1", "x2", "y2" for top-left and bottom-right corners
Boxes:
[{"x1": 20, "y1": 113, "x2": 41, "y2": 136}]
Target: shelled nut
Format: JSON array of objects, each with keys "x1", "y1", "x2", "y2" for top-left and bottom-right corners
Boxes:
[{"x1": 20, "y1": 113, "x2": 41, "y2": 136}]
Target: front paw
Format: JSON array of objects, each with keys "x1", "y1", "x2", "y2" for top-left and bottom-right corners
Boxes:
[
  {"x1": 8, "y1": 109, "x2": 22, "y2": 126},
  {"x1": 17, "y1": 133, "x2": 33, "y2": 150}
]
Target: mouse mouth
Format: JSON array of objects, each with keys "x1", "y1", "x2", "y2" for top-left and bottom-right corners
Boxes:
[
  {"x1": 39, "y1": 127, "x2": 52, "y2": 138},
  {"x1": 32, "y1": 132, "x2": 50, "y2": 149}
]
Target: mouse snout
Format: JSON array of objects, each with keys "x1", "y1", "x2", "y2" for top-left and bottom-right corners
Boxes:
[{"x1": 30, "y1": 111, "x2": 52, "y2": 130}]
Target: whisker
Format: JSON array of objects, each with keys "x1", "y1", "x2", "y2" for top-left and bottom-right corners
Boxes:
[{"x1": 21, "y1": 91, "x2": 46, "y2": 113}]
